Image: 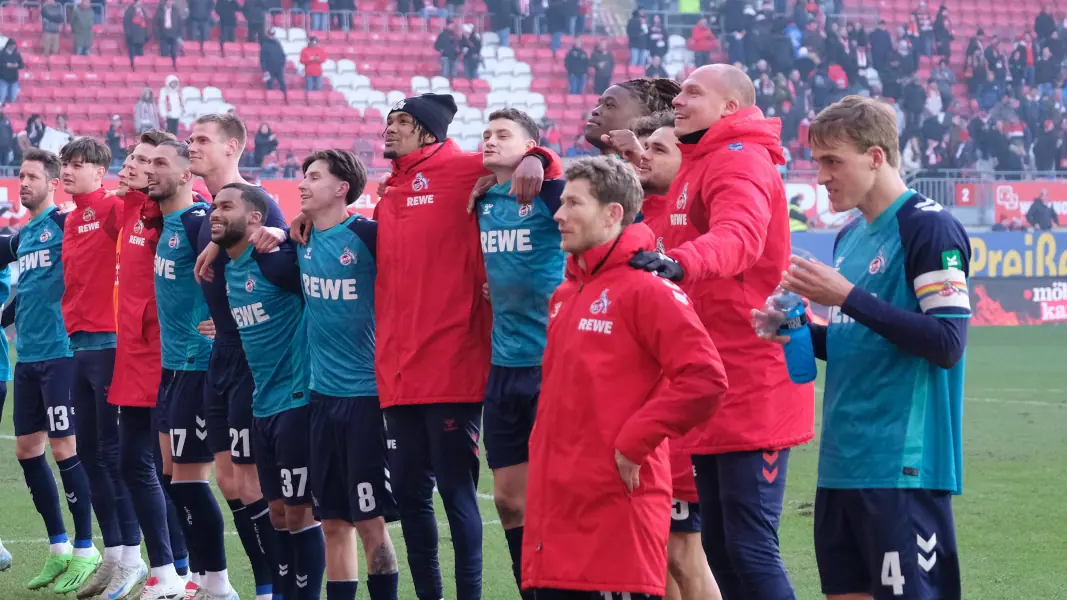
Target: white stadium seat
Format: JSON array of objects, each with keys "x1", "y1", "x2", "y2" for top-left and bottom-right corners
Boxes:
[
  {"x1": 202, "y1": 86, "x2": 223, "y2": 102},
  {"x1": 411, "y1": 75, "x2": 431, "y2": 94},
  {"x1": 337, "y1": 59, "x2": 357, "y2": 74}
]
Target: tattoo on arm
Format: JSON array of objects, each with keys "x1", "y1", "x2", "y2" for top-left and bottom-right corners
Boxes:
[{"x1": 369, "y1": 540, "x2": 399, "y2": 575}]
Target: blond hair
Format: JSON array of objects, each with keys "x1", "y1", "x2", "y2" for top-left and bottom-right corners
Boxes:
[{"x1": 809, "y1": 95, "x2": 900, "y2": 168}]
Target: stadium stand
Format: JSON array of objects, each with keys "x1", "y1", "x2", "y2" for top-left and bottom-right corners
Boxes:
[{"x1": 0, "y1": 0, "x2": 1063, "y2": 175}]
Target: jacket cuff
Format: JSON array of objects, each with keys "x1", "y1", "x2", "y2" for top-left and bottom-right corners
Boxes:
[
  {"x1": 524, "y1": 146, "x2": 563, "y2": 179},
  {"x1": 614, "y1": 429, "x2": 653, "y2": 467}
]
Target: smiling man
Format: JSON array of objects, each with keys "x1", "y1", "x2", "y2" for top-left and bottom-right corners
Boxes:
[
  {"x1": 473, "y1": 108, "x2": 564, "y2": 600},
  {"x1": 627, "y1": 63, "x2": 812, "y2": 600},
  {"x1": 56, "y1": 137, "x2": 148, "y2": 599},
  {"x1": 584, "y1": 78, "x2": 679, "y2": 155}
]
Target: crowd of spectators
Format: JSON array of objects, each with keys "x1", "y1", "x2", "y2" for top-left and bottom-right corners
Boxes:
[{"x1": 676, "y1": 0, "x2": 1067, "y2": 179}]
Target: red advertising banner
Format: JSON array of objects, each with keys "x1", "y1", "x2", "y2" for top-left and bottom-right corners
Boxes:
[
  {"x1": 971, "y1": 278, "x2": 1067, "y2": 325},
  {"x1": 954, "y1": 183, "x2": 977, "y2": 207},
  {"x1": 984, "y1": 181, "x2": 1067, "y2": 224}
]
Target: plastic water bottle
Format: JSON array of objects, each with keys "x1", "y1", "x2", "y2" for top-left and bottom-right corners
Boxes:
[{"x1": 772, "y1": 291, "x2": 817, "y2": 384}]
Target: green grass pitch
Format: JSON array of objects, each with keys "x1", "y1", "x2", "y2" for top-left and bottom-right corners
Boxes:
[{"x1": 0, "y1": 325, "x2": 1063, "y2": 598}]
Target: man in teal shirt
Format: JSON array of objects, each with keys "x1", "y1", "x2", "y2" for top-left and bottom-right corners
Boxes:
[
  {"x1": 473, "y1": 108, "x2": 565, "y2": 599},
  {"x1": 212, "y1": 182, "x2": 325, "y2": 600}
]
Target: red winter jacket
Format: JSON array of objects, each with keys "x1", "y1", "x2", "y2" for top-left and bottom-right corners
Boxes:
[
  {"x1": 522, "y1": 224, "x2": 727, "y2": 596},
  {"x1": 375, "y1": 139, "x2": 561, "y2": 408},
  {"x1": 62, "y1": 187, "x2": 122, "y2": 336},
  {"x1": 642, "y1": 193, "x2": 698, "y2": 502},
  {"x1": 687, "y1": 23, "x2": 717, "y2": 53},
  {"x1": 111, "y1": 190, "x2": 164, "y2": 407},
  {"x1": 300, "y1": 45, "x2": 327, "y2": 77},
  {"x1": 662, "y1": 106, "x2": 814, "y2": 455}
]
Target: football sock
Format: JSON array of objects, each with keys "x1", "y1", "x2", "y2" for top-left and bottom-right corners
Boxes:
[
  {"x1": 121, "y1": 544, "x2": 144, "y2": 568},
  {"x1": 504, "y1": 527, "x2": 532, "y2": 599},
  {"x1": 201, "y1": 568, "x2": 232, "y2": 595},
  {"x1": 326, "y1": 580, "x2": 358, "y2": 600},
  {"x1": 367, "y1": 573, "x2": 399, "y2": 600},
  {"x1": 56, "y1": 455, "x2": 95, "y2": 550},
  {"x1": 275, "y1": 529, "x2": 293, "y2": 599},
  {"x1": 104, "y1": 545, "x2": 122, "y2": 563},
  {"x1": 168, "y1": 481, "x2": 227, "y2": 572},
  {"x1": 292, "y1": 523, "x2": 325, "y2": 599},
  {"x1": 230, "y1": 498, "x2": 277, "y2": 596},
  {"x1": 160, "y1": 475, "x2": 189, "y2": 570},
  {"x1": 173, "y1": 555, "x2": 189, "y2": 577},
  {"x1": 19, "y1": 454, "x2": 67, "y2": 540},
  {"x1": 150, "y1": 563, "x2": 183, "y2": 588}
]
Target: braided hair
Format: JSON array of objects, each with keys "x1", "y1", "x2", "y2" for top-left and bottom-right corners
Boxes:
[{"x1": 616, "y1": 78, "x2": 682, "y2": 116}]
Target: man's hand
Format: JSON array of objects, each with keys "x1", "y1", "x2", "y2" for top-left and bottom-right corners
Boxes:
[
  {"x1": 781, "y1": 255, "x2": 855, "y2": 307},
  {"x1": 197, "y1": 319, "x2": 216, "y2": 340},
  {"x1": 600, "y1": 129, "x2": 644, "y2": 165},
  {"x1": 615, "y1": 450, "x2": 640, "y2": 494},
  {"x1": 194, "y1": 241, "x2": 219, "y2": 283},
  {"x1": 512, "y1": 155, "x2": 545, "y2": 204},
  {"x1": 467, "y1": 175, "x2": 496, "y2": 214},
  {"x1": 629, "y1": 251, "x2": 684, "y2": 282},
  {"x1": 376, "y1": 173, "x2": 390, "y2": 198},
  {"x1": 289, "y1": 212, "x2": 311, "y2": 244},
  {"x1": 750, "y1": 308, "x2": 791, "y2": 344},
  {"x1": 250, "y1": 226, "x2": 287, "y2": 252},
  {"x1": 482, "y1": 282, "x2": 490, "y2": 302}
]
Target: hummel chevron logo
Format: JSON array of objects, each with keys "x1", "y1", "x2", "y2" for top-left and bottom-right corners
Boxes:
[
  {"x1": 917, "y1": 533, "x2": 938, "y2": 572},
  {"x1": 66, "y1": 492, "x2": 77, "y2": 503},
  {"x1": 916, "y1": 533, "x2": 937, "y2": 554},
  {"x1": 195, "y1": 416, "x2": 206, "y2": 427},
  {"x1": 295, "y1": 574, "x2": 308, "y2": 588},
  {"x1": 278, "y1": 564, "x2": 289, "y2": 576},
  {"x1": 195, "y1": 428, "x2": 207, "y2": 440}
]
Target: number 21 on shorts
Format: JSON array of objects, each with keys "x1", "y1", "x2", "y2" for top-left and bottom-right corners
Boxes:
[{"x1": 881, "y1": 551, "x2": 905, "y2": 596}]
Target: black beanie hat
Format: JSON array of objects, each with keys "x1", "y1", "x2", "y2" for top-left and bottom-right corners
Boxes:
[{"x1": 389, "y1": 93, "x2": 458, "y2": 143}]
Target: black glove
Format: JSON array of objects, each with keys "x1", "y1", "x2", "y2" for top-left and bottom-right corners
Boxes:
[{"x1": 629, "y1": 250, "x2": 684, "y2": 282}]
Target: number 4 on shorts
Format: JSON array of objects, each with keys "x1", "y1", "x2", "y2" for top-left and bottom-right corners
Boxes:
[{"x1": 881, "y1": 551, "x2": 905, "y2": 596}]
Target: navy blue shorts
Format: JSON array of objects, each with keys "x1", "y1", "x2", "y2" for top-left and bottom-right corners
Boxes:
[
  {"x1": 161, "y1": 369, "x2": 214, "y2": 464},
  {"x1": 205, "y1": 339, "x2": 256, "y2": 463},
  {"x1": 483, "y1": 365, "x2": 540, "y2": 470},
  {"x1": 815, "y1": 488, "x2": 960, "y2": 599},
  {"x1": 309, "y1": 393, "x2": 397, "y2": 523},
  {"x1": 670, "y1": 499, "x2": 701, "y2": 534},
  {"x1": 13, "y1": 358, "x2": 75, "y2": 438},
  {"x1": 254, "y1": 405, "x2": 312, "y2": 506}
]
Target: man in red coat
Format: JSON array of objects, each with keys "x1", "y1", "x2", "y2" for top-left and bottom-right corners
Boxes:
[
  {"x1": 522, "y1": 156, "x2": 728, "y2": 600},
  {"x1": 374, "y1": 94, "x2": 560, "y2": 600},
  {"x1": 57, "y1": 136, "x2": 144, "y2": 597},
  {"x1": 629, "y1": 64, "x2": 814, "y2": 600},
  {"x1": 299, "y1": 36, "x2": 327, "y2": 92},
  {"x1": 110, "y1": 129, "x2": 196, "y2": 600}
]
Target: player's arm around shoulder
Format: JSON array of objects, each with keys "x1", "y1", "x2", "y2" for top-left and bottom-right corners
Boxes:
[
  {"x1": 614, "y1": 271, "x2": 729, "y2": 466},
  {"x1": 666, "y1": 148, "x2": 775, "y2": 283},
  {"x1": 252, "y1": 240, "x2": 302, "y2": 295}
]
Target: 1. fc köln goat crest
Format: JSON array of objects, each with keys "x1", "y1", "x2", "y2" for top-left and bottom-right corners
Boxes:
[
  {"x1": 339, "y1": 246, "x2": 356, "y2": 266},
  {"x1": 412, "y1": 172, "x2": 429, "y2": 192},
  {"x1": 589, "y1": 289, "x2": 610, "y2": 315},
  {"x1": 676, "y1": 183, "x2": 689, "y2": 210},
  {"x1": 82, "y1": 207, "x2": 95, "y2": 222}
]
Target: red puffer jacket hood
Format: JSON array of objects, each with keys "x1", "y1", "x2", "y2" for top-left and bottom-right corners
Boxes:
[
  {"x1": 654, "y1": 106, "x2": 814, "y2": 455},
  {"x1": 523, "y1": 223, "x2": 728, "y2": 596}
]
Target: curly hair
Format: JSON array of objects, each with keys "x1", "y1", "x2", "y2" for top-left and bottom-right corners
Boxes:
[{"x1": 617, "y1": 78, "x2": 682, "y2": 116}]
